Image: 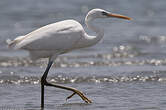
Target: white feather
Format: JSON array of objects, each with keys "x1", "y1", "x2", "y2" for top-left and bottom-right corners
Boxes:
[{"x1": 7, "y1": 9, "x2": 131, "y2": 60}]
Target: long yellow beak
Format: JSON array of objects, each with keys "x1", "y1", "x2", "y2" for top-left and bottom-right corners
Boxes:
[{"x1": 107, "y1": 13, "x2": 132, "y2": 20}]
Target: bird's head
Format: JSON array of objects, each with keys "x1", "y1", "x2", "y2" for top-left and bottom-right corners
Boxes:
[{"x1": 86, "y1": 8, "x2": 132, "y2": 21}]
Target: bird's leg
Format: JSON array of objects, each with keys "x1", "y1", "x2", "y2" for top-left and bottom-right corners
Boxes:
[
  {"x1": 66, "y1": 92, "x2": 76, "y2": 100},
  {"x1": 41, "y1": 59, "x2": 54, "y2": 108},
  {"x1": 40, "y1": 58, "x2": 92, "y2": 109},
  {"x1": 44, "y1": 82, "x2": 92, "y2": 103}
]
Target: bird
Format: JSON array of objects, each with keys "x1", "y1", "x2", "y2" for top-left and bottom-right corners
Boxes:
[{"x1": 7, "y1": 8, "x2": 132, "y2": 108}]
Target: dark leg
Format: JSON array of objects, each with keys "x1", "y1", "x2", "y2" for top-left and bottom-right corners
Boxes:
[
  {"x1": 41, "y1": 59, "x2": 54, "y2": 108},
  {"x1": 40, "y1": 58, "x2": 92, "y2": 108},
  {"x1": 41, "y1": 84, "x2": 44, "y2": 108}
]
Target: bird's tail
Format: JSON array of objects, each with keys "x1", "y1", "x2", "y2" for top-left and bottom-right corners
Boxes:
[
  {"x1": 6, "y1": 35, "x2": 25, "y2": 49},
  {"x1": 6, "y1": 39, "x2": 17, "y2": 48}
]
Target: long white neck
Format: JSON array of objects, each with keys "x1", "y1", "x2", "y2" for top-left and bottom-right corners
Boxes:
[
  {"x1": 79, "y1": 14, "x2": 104, "y2": 47},
  {"x1": 86, "y1": 15, "x2": 104, "y2": 37}
]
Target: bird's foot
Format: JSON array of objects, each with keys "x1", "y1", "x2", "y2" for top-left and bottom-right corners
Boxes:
[{"x1": 66, "y1": 90, "x2": 92, "y2": 103}]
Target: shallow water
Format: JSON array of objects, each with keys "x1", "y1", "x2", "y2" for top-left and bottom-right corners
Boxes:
[{"x1": 1, "y1": 0, "x2": 166, "y2": 110}]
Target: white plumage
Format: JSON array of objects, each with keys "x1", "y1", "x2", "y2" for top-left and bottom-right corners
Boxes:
[
  {"x1": 7, "y1": 9, "x2": 131, "y2": 60},
  {"x1": 8, "y1": 20, "x2": 85, "y2": 59},
  {"x1": 7, "y1": 8, "x2": 131, "y2": 108}
]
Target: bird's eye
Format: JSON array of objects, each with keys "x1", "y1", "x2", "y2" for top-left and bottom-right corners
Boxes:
[{"x1": 102, "y1": 11, "x2": 108, "y2": 16}]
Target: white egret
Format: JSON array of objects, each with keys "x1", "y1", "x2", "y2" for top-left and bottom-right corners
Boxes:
[{"x1": 7, "y1": 8, "x2": 131, "y2": 108}]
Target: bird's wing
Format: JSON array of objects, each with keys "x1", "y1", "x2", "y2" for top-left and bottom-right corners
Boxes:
[{"x1": 14, "y1": 20, "x2": 84, "y2": 52}]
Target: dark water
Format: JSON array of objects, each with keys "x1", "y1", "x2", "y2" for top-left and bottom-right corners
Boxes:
[{"x1": 1, "y1": 0, "x2": 166, "y2": 110}]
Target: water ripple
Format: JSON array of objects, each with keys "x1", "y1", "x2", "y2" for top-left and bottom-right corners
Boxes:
[
  {"x1": 0, "y1": 57, "x2": 166, "y2": 68},
  {"x1": 139, "y1": 35, "x2": 166, "y2": 44},
  {"x1": 0, "y1": 74, "x2": 165, "y2": 85},
  {"x1": 0, "y1": 45, "x2": 140, "y2": 68}
]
